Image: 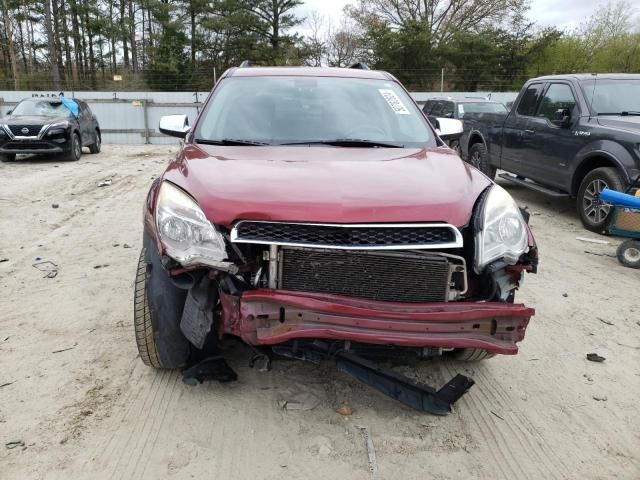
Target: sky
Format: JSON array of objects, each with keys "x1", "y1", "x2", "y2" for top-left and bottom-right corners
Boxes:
[{"x1": 295, "y1": 0, "x2": 615, "y2": 36}]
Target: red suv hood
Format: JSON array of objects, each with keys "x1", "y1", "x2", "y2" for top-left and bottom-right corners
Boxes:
[{"x1": 163, "y1": 144, "x2": 492, "y2": 228}]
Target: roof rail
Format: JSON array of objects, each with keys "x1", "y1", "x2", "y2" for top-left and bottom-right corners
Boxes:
[
  {"x1": 348, "y1": 62, "x2": 369, "y2": 70},
  {"x1": 239, "y1": 60, "x2": 252, "y2": 68}
]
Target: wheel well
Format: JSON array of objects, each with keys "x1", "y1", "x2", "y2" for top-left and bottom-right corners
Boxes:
[
  {"x1": 468, "y1": 134, "x2": 484, "y2": 149},
  {"x1": 571, "y1": 156, "x2": 620, "y2": 196}
]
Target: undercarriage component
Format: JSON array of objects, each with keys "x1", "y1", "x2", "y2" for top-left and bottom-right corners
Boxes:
[
  {"x1": 181, "y1": 356, "x2": 238, "y2": 385},
  {"x1": 335, "y1": 351, "x2": 474, "y2": 415}
]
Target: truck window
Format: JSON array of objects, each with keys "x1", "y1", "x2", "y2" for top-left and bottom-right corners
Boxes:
[
  {"x1": 422, "y1": 100, "x2": 436, "y2": 114},
  {"x1": 517, "y1": 84, "x2": 544, "y2": 116},
  {"x1": 441, "y1": 102, "x2": 455, "y2": 118},
  {"x1": 537, "y1": 84, "x2": 577, "y2": 120},
  {"x1": 430, "y1": 102, "x2": 443, "y2": 116}
]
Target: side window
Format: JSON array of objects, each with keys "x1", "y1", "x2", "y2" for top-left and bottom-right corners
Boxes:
[
  {"x1": 536, "y1": 84, "x2": 577, "y2": 121},
  {"x1": 517, "y1": 84, "x2": 544, "y2": 116},
  {"x1": 430, "y1": 102, "x2": 443, "y2": 116},
  {"x1": 441, "y1": 102, "x2": 455, "y2": 118},
  {"x1": 422, "y1": 100, "x2": 436, "y2": 114}
]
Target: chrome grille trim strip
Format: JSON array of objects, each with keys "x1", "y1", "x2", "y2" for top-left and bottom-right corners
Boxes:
[{"x1": 230, "y1": 220, "x2": 463, "y2": 250}]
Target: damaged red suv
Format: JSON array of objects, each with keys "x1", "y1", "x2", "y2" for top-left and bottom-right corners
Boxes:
[{"x1": 135, "y1": 66, "x2": 537, "y2": 407}]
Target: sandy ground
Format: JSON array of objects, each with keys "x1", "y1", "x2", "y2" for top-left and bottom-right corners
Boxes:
[{"x1": 0, "y1": 145, "x2": 638, "y2": 480}]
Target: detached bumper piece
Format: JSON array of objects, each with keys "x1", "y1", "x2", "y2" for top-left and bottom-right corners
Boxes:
[{"x1": 336, "y1": 351, "x2": 474, "y2": 415}]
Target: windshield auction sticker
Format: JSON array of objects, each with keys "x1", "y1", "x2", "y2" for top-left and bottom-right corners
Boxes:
[{"x1": 378, "y1": 89, "x2": 411, "y2": 115}]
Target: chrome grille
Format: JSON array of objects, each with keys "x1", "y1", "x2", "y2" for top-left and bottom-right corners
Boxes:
[
  {"x1": 232, "y1": 221, "x2": 462, "y2": 250},
  {"x1": 279, "y1": 248, "x2": 451, "y2": 303},
  {"x1": 8, "y1": 125, "x2": 43, "y2": 136}
]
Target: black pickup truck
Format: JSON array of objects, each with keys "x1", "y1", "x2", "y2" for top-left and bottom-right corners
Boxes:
[{"x1": 460, "y1": 74, "x2": 640, "y2": 232}]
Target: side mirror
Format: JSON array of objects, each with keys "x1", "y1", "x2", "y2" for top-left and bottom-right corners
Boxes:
[
  {"x1": 552, "y1": 108, "x2": 571, "y2": 127},
  {"x1": 6, "y1": 109, "x2": 12, "y2": 115},
  {"x1": 436, "y1": 118, "x2": 464, "y2": 141},
  {"x1": 159, "y1": 114, "x2": 190, "y2": 138}
]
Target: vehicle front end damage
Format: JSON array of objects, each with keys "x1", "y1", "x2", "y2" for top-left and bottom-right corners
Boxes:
[{"x1": 137, "y1": 178, "x2": 537, "y2": 413}]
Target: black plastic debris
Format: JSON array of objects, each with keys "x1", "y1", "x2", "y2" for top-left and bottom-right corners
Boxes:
[
  {"x1": 335, "y1": 351, "x2": 474, "y2": 415},
  {"x1": 182, "y1": 356, "x2": 238, "y2": 386},
  {"x1": 586, "y1": 353, "x2": 606, "y2": 363}
]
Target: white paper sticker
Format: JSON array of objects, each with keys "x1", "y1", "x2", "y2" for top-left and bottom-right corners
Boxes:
[{"x1": 378, "y1": 89, "x2": 410, "y2": 115}]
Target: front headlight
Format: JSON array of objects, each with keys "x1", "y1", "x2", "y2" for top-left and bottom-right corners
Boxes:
[
  {"x1": 155, "y1": 181, "x2": 227, "y2": 267},
  {"x1": 474, "y1": 185, "x2": 528, "y2": 272},
  {"x1": 46, "y1": 121, "x2": 70, "y2": 136}
]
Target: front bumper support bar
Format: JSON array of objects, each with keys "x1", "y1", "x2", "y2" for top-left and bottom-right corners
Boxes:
[{"x1": 335, "y1": 351, "x2": 474, "y2": 415}]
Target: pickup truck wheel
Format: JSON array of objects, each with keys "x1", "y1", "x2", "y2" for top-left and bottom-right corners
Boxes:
[
  {"x1": 0, "y1": 154, "x2": 15, "y2": 162},
  {"x1": 617, "y1": 240, "x2": 640, "y2": 268},
  {"x1": 450, "y1": 140, "x2": 461, "y2": 156},
  {"x1": 468, "y1": 143, "x2": 496, "y2": 180},
  {"x1": 577, "y1": 167, "x2": 625, "y2": 232},
  {"x1": 453, "y1": 348, "x2": 495, "y2": 361},
  {"x1": 134, "y1": 240, "x2": 191, "y2": 369}
]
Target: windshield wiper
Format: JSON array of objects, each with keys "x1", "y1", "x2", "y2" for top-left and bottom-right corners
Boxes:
[
  {"x1": 279, "y1": 138, "x2": 405, "y2": 148},
  {"x1": 195, "y1": 138, "x2": 269, "y2": 146},
  {"x1": 597, "y1": 111, "x2": 640, "y2": 116}
]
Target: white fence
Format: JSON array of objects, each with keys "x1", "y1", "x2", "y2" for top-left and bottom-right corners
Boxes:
[{"x1": 0, "y1": 90, "x2": 519, "y2": 145}]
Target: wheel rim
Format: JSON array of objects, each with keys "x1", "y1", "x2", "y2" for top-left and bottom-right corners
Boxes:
[
  {"x1": 582, "y1": 178, "x2": 610, "y2": 224},
  {"x1": 74, "y1": 136, "x2": 81, "y2": 158},
  {"x1": 623, "y1": 247, "x2": 640, "y2": 263}
]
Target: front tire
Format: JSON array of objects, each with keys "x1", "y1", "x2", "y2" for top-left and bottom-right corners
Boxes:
[
  {"x1": 617, "y1": 240, "x2": 640, "y2": 269},
  {"x1": 63, "y1": 133, "x2": 82, "y2": 161},
  {"x1": 134, "y1": 237, "x2": 191, "y2": 369},
  {"x1": 0, "y1": 154, "x2": 15, "y2": 162},
  {"x1": 577, "y1": 167, "x2": 625, "y2": 233},
  {"x1": 468, "y1": 143, "x2": 496, "y2": 180},
  {"x1": 452, "y1": 348, "x2": 495, "y2": 361}
]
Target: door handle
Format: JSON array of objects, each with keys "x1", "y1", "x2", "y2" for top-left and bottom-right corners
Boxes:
[{"x1": 524, "y1": 129, "x2": 535, "y2": 135}]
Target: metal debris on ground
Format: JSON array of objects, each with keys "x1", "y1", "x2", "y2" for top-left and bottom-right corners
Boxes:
[
  {"x1": 278, "y1": 392, "x2": 321, "y2": 411},
  {"x1": 93, "y1": 264, "x2": 109, "y2": 269},
  {"x1": 97, "y1": 178, "x2": 112, "y2": 187},
  {"x1": 52, "y1": 343, "x2": 77, "y2": 354},
  {"x1": 32, "y1": 260, "x2": 58, "y2": 278},
  {"x1": 51, "y1": 203, "x2": 59, "y2": 208},
  {"x1": 5, "y1": 440, "x2": 25, "y2": 449},
  {"x1": 0, "y1": 258, "x2": 8, "y2": 263},
  {"x1": 123, "y1": 243, "x2": 132, "y2": 248},
  {"x1": 597, "y1": 318, "x2": 614, "y2": 326},
  {"x1": 491, "y1": 411, "x2": 505, "y2": 421},
  {"x1": 0, "y1": 381, "x2": 16, "y2": 388},
  {"x1": 592, "y1": 395, "x2": 608, "y2": 402},
  {"x1": 356, "y1": 425, "x2": 378, "y2": 478},
  {"x1": 584, "y1": 250, "x2": 617, "y2": 258},
  {"x1": 586, "y1": 353, "x2": 606, "y2": 363},
  {"x1": 576, "y1": 236, "x2": 610, "y2": 245}
]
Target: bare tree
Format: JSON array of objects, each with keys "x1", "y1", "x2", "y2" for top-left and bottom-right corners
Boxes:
[
  {"x1": 326, "y1": 17, "x2": 361, "y2": 67},
  {"x1": 347, "y1": 0, "x2": 525, "y2": 44},
  {"x1": 1, "y1": 0, "x2": 20, "y2": 89},
  {"x1": 305, "y1": 9, "x2": 327, "y2": 66},
  {"x1": 43, "y1": 0, "x2": 62, "y2": 89}
]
